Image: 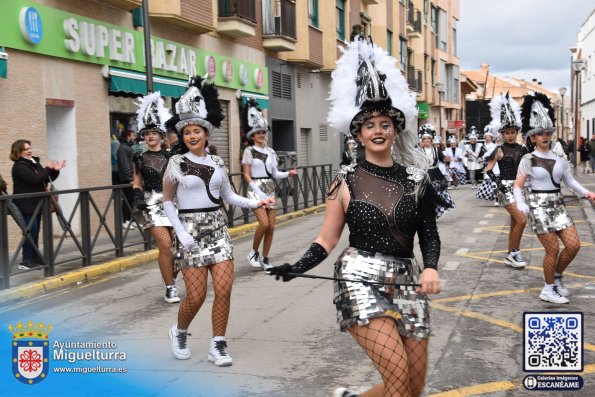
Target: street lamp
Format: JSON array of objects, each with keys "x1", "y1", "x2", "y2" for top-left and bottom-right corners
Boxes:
[
  {"x1": 571, "y1": 59, "x2": 586, "y2": 174},
  {"x1": 559, "y1": 87, "x2": 566, "y2": 140},
  {"x1": 437, "y1": 82, "x2": 445, "y2": 140}
]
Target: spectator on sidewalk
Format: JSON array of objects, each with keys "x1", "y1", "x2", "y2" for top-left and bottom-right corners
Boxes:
[
  {"x1": 162, "y1": 76, "x2": 274, "y2": 367},
  {"x1": 110, "y1": 133, "x2": 120, "y2": 185},
  {"x1": 270, "y1": 36, "x2": 442, "y2": 397},
  {"x1": 241, "y1": 99, "x2": 298, "y2": 271},
  {"x1": 116, "y1": 130, "x2": 136, "y2": 230},
  {"x1": 10, "y1": 139, "x2": 66, "y2": 270},
  {"x1": 589, "y1": 135, "x2": 595, "y2": 173},
  {"x1": 578, "y1": 137, "x2": 591, "y2": 173}
]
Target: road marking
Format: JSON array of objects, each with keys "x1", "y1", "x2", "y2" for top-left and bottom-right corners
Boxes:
[
  {"x1": 483, "y1": 213, "x2": 495, "y2": 218},
  {"x1": 464, "y1": 237, "x2": 476, "y2": 244},
  {"x1": 455, "y1": 248, "x2": 469, "y2": 254},
  {"x1": 478, "y1": 220, "x2": 489, "y2": 225},
  {"x1": 442, "y1": 262, "x2": 459, "y2": 271},
  {"x1": 431, "y1": 302, "x2": 522, "y2": 332},
  {"x1": 472, "y1": 228, "x2": 482, "y2": 233}
]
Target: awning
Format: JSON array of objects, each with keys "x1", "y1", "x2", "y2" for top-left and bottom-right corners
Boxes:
[
  {"x1": 105, "y1": 67, "x2": 187, "y2": 97},
  {"x1": 0, "y1": 47, "x2": 7, "y2": 79},
  {"x1": 240, "y1": 91, "x2": 269, "y2": 109}
]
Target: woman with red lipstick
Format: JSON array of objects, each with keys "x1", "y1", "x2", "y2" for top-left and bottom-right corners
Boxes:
[
  {"x1": 131, "y1": 92, "x2": 180, "y2": 304},
  {"x1": 162, "y1": 77, "x2": 274, "y2": 366},
  {"x1": 514, "y1": 92, "x2": 595, "y2": 304},
  {"x1": 269, "y1": 36, "x2": 443, "y2": 397}
]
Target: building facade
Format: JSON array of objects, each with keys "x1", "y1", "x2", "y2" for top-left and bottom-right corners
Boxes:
[{"x1": 575, "y1": 9, "x2": 595, "y2": 142}]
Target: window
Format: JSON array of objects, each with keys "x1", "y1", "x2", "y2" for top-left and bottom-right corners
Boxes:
[
  {"x1": 452, "y1": 25, "x2": 457, "y2": 56},
  {"x1": 308, "y1": 0, "x2": 318, "y2": 28},
  {"x1": 387, "y1": 30, "x2": 393, "y2": 56},
  {"x1": 423, "y1": 0, "x2": 428, "y2": 25},
  {"x1": 437, "y1": 8, "x2": 447, "y2": 51},
  {"x1": 336, "y1": 0, "x2": 345, "y2": 41},
  {"x1": 272, "y1": 71, "x2": 292, "y2": 100},
  {"x1": 399, "y1": 36, "x2": 407, "y2": 73},
  {"x1": 430, "y1": 5, "x2": 437, "y2": 33},
  {"x1": 431, "y1": 59, "x2": 436, "y2": 86}
]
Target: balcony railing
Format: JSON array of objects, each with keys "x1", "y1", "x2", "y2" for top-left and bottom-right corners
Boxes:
[
  {"x1": 0, "y1": 164, "x2": 332, "y2": 290},
  {"x1": 406, "y1": 3, "x2": 422, "y2": 36},
  {"x1": 263, "y1": 0, "x2": 296, "y2": 39},
  {"x1": 407, "y1": 66, "x2": 423, "y2": 92},
  {"x1": 218, "y1": 0, "x2": 256, "y2": 23}
]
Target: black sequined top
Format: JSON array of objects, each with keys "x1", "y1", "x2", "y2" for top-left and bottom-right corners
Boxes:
[
  {"x1": 345, "y1": 160, "x2": 440, "y2": 269},
  {"x1": 497, "y1": 143, "x2": 528, "y2": 180},
  {"x1": 135, "y1": 150, "x2": 170, "y2": 192}
]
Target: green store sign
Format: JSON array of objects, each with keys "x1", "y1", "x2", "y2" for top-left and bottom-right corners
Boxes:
[{"x1": 0, "y1": 0, "x2": 267, "y2": 95}]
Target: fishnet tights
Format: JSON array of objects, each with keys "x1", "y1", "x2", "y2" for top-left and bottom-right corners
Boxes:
[
  {"x1": 252, "y1": 207, "x2": 277, "y2": 257},
  {"x1": 537, "y1": 227, "x2": 581, "y2": 284},
  {"x1": 148, "y1": 226, "x2": 177, "y2": 286},
  {"x1": 349, "y1": 317, "x2": 428, "y2": 397},
  {"x1": 504, "y1": 203, "x2": 526, "y2": 252},
  {"x1": 177, "y1": 260, "x2": 234, "y2": 336}
]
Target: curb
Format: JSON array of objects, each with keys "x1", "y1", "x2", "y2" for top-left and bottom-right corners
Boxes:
[{"x1": 0, "y1": 204, "x2": 326, "y2": 305}]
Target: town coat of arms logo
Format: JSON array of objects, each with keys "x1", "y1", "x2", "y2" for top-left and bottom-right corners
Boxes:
[{"x1": 9, "y1": 321, "x2": 52, "y2": 385}]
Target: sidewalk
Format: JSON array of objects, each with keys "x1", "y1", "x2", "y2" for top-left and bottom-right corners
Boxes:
[{"x1": 0, "y1": 204, "x2": 326, "y2": 306}]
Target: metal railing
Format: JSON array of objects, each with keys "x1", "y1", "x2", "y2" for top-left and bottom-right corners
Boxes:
[
  {"x1": 217, "y1": 0, "x2": 256, "y2": 23},
  {"x1": 0, "y1": 164, "x2": 332, "y2": 290},
  {"x1": 407, "y1": 66, "x2": 423, "y2": 92}
]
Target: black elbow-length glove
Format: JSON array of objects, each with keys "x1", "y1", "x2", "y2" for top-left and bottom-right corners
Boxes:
[{"x1": 268, "y1": 242, "x2": 328, "y2": 282}]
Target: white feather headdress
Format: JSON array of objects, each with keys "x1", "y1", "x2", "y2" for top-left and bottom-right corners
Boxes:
[
  {"x1": 136, "y1": 91, "x2": 171, "y2": 134},
  {"x1": 488, "y1": 92, "x2": 521, "y2": 133},
  {"x1": 327, "y1": 38, "x2": 418, "y2": 136}
]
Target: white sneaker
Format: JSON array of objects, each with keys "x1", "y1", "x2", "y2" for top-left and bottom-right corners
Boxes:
[
  {"x1": 122, "y1": 221, "x2": 136, "y2": 230},
  {"x1": 505, "y1": 250, "x2": 527, "y2": 268},
  {"x1": 539, "y1": 285, "x2": 569, "y2": 304},
  {"x1": 247, "y1": 249, "x2": 261, "y2": 268},
  {"x1": 260, "y1": 257, "x2": 273, "y2": 271},
  {"x1": 164, "y1": 285, "x2": 181, "y2": 303},
  {"x1": 169, "y1": 325, "x2": 191, "y2": 359},
  {"x1": 554, "y1": 276, "x2": 570, "y2": 297},
  {"x1": 208, "y1": 338, "x2": 233, "y2": 366}
]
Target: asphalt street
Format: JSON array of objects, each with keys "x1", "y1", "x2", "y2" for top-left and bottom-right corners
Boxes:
[{"x1": 1, "y1": 174, "x2": 595, "y2": 397}]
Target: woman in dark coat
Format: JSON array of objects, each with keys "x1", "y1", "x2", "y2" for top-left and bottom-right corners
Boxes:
[{"x1": 10, "y1": 139, "x2": 65, "y2": 269}]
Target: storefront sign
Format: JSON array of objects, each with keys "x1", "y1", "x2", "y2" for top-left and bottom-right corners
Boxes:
[
  {"x1": 447, "y1": 120, "x2": 465, "y2": 129},
  {"x1": 0, "y1": 0, "x2": 267, "y2": 94}
]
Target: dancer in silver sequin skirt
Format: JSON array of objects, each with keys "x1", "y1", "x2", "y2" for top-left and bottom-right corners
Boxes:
[
  {"x1": 162, "y1": 76, "x2": 274, "y2": 366},
  {"x1": 514, "y1": 92, "x2": 595, "y2": 304},
  {"x1": 241, "y1": 100, "x2": 298, "y2": 271},
  {"x1": 269, "y1": 36, "x2": 442, "y2": 397}
]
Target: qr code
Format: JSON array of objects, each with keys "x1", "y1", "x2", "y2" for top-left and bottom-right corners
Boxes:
[{"x1": 523, "y1": 312, "x2": 583, "y2": 372}]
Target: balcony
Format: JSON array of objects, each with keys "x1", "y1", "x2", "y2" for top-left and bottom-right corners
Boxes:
[
  {"x1": 362, "y1": 0, "x2": 380, "y2": 4},
  {"x1": 217, "y1": 0, "x2": 257, "y2": 38},
  {"x1": 287, "y1": 26, "x2": 323, "y2": 69},
  {"x1": 406, "y1": 2, "x2": 422, "y2": 38},
  {"x1": 149, "y1": 0, "x2": 214, "y2": 34},
  {"x1": 407, "y1": 66, "x2": 423, "y2": 92},
  {"x1": 263, "y1": 0, "x2": 297, "y2": 52},
  {"x1": 102, "y1": 0, "x2": 142, "y2": 11}
]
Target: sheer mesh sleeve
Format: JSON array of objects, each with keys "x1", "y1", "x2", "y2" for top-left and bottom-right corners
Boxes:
[
  {"x1": 241, "y1": 147, "x2": 253, "y2": 165},
  {"x1": 516, "y1": 154, "x2": 533, "y2": 178},
  {"x1": 162, "y1": 159, "x2": 179, "y2": 204},
  {"x1": 417, "y1": 185, "x2": 441, "y2": 270}
]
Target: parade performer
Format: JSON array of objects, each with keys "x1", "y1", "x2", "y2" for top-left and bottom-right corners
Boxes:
[
  {"x1": 131, "y1": 92, "x2": 180, "y2": 303},
  {"x1": 484, "y1": 93, "x2": 529, "y2": 268},
  {"x1": 241, "y1": 99, "x2": 297, "y2": 271},
  {"x1": 514, "y1": 92, "x2": 595, "y2": 304},
  {"x1": 443, "y1": 136, "x2": 466, "y2": 189},
  {"x1": 163, "y1": 77, "x2": 274, "y2": 365},
  {"x1": 463, "y1": 129, "x2": 484, "y2": 188},
  {"x1": 475, "y1": 126, "x2": 499, "y2": 204},
  {"x1": 269, "y1": 36, "x2": 443, "y2": 397},
  {"x1": 418, "y1": 123, "x2": 455, "y2": 218}
]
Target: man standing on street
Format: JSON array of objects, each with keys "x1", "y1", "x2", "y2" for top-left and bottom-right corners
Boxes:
[{"x1": 116, "y1": 130, "x2": 136, "y2": 229}]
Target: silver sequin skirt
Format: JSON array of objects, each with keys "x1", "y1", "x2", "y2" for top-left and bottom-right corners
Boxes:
[
  {"x1": 497, "y1": 180, "x2": 516, "y2": 206},
  {"x1": 333, "y1": 247, "x2": 430, "y2": 340},
  {"x1": 134, "y1": 191, "x2": 172, "y2": 229},
  {"x1": 526, "y1": 191, "x2": 574, "y2": 234},
  {"x1": 247, "y1": 178, "x2": 277, "y2": 209},
  {"x1": 173, "y1": 209, "x2": 233, "y2": 270}
]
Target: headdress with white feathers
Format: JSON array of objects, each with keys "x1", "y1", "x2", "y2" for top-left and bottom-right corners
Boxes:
[
  {"x1": 136, "y1": 91, "x2": 171, "y2": 135},
  {"x1": 327, "y1": 36, "x2": 424, "y2": 169},
  {"x1": 488, "y1": 92, "x2": 522, "y2": 133}
]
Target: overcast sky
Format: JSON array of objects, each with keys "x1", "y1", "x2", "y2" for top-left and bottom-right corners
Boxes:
[{"x1": 459, "y1": 0, "x2": 594, "y2": 93}]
